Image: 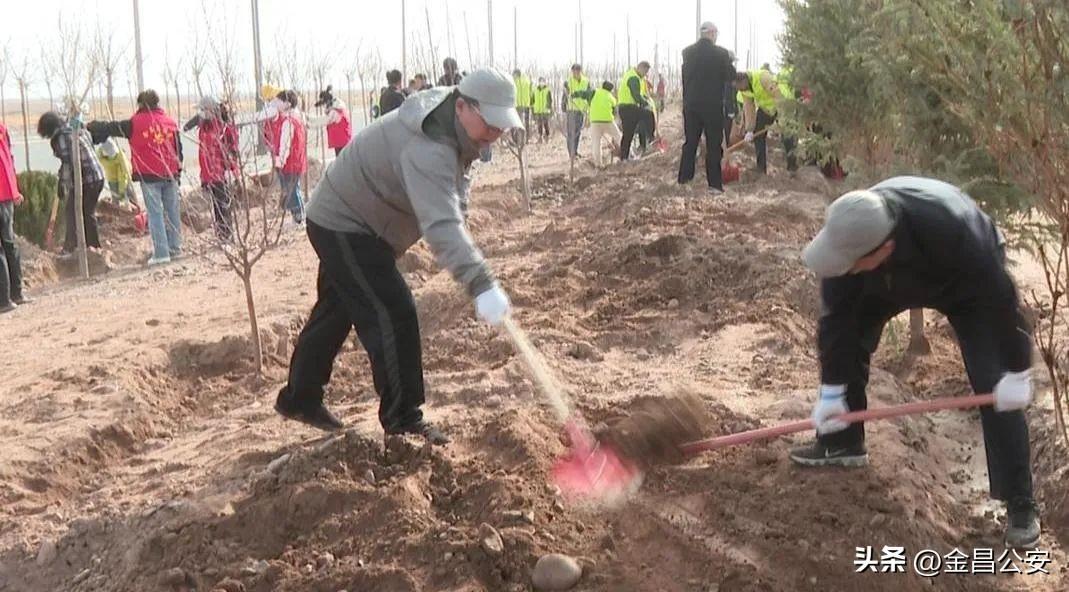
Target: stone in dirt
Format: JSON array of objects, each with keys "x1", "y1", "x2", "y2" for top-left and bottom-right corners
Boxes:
[
  {"x1": 479, "y1": 523, "x2": 505, "y2": 557},
  {"x1": 531, "y1": 553, "x2": 582, "y2": 591},
  {"x1": 35, "y1": 539, "x2": 57, "y2": 566},
  {"x1": 266, "y1": 453, "x2": 291, "y2": 474}
]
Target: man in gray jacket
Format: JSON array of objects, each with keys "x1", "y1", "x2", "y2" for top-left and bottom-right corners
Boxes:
[{"x1": 276, "y1": 69, "x2": 521, "y2": 444}]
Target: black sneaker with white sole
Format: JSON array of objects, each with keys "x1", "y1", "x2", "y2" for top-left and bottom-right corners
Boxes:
[
  {"x1": 789, "y1": 441, "x2": 868, "y2": 468},
  {"x1": 1005, "y1": 497, "x2": 1041, "y2": 550}
]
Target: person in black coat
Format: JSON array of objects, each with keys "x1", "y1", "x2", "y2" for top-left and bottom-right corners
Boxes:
[
  {"x1": 795, "y1": 176, "x2": 1040, "y2": 550},
  {"x1": 677, "y1": 21, "x2": 735, "y2": 194},
  {"x1": 379, "y1": 70, "x2": 406, "y2": 116}
]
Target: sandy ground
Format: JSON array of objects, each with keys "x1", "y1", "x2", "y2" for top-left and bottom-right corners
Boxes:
[{"x1": 0, "y1": 110, "x2": 1066, "y2": 592}]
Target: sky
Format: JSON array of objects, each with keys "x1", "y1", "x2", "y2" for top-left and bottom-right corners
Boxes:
[{"x1": 0, "y1": 0, "x2": 785, "y2": 99}]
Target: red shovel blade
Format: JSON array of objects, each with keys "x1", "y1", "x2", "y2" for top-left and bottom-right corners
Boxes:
[
  {"x1": 551, "y1": 421, "x2": 643, "y2": 505},
  {"x1": 722, "y1": 161, "x2": 741, "y2": 184},
  {"x1": 134, "y1": 211, "x2": 148, "y2": 234}
]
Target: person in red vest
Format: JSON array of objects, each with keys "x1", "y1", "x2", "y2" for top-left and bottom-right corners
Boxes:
[
  {"x1": 88, "y1": 90, "x2": 184, "y2": 266},
  {"x1": 311, "y1": 86, "x2": 353, "y2": 156},
  {"x1": 0, "y1": 121, "x2": 28, "y2": 313},
  {"x1": 184, "y1": 96, "x2": 240, "y2": 241},
  {"x1": 274, "y1": 90, "x2": 307, "y2": 225}
]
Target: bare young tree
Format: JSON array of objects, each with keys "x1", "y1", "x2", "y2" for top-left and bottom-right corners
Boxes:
[
  {"x1": 0, "y1": 42, "x2": 9, "y2": 126},
  {"x1": 162, "y1": 42, "x2": 185, "y2": 121},
  {"x1": 92, "y1": 24, "x2": 128, "y2": 118},
  {"x1": 353, "y1": 46, "x2": 382, "y2": 128},
  {"x1": 183, "y1": 18, "x2": 285, "y2": 375},
  {"x1": 501, "y1": 127, "x2": 532, "y2": 212},
  {"x1": 12, "y1": 52, "x2": 33, "y2": 170},
  {"x1": 39, "y1": 48, "x2": 57, "y2": 108}
]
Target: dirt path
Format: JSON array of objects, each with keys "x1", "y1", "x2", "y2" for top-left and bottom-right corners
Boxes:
[{"x1": 0, "y1": 112, "x2": 1065, "y2": 591}]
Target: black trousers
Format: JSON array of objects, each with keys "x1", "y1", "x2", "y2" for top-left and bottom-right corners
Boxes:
[
  {"x1": 818, "y1": 296, "x2": 1034, "y2": 502},
  {"x1": 205, "y1": 182, "x2": 234, "y2": 241},
  {"x1": 535, "y1": 114, "x2": 551, "y2": 140},
  {"x1": 678, "y1": 107, "x2": 725, "y2": 189},
  {"x1": 723, "y1": 115, "x2": 735, "y2": 150},
  {"x1": 619, "y1": 104, "x2": 655, "y2": 160},
  {"x1": 0, "y1": 202, "x2": 22, "y2": 305},
  {"x1": 754, "y1": 109, "x2": 798, "y2": 174},
  {"x1": 63, "y1": 179, "x2": 103, "y2": 253},
  {"x1": 284, "y1": 221, "x2": 425, "y2": 431}
]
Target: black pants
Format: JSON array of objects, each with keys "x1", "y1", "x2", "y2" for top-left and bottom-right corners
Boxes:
[
  {"x1": 63, "y1": 179, "x2": 103, "y2": 253},
  {"x1": 723, "y1": 115, "x2": 735, "y2": 150},
  {"x1": 754, "y1": 109, "x2": 798, "y2": 174},
  {"x1": 0, "y1": 202, "x2": 22, "y2": 305},
  {"x1": 284, "y1": 221, "x2": 425, "y2": 431},
  {"x1": 678, "y1": 107, "x2": 725, "y2": 189},
  {"x1": 819, "y1": 296, "x2": 1034, "y2": 502},
  {"x1": 619, "y1": 104, "x2": 655, "y2": 160},
  {"x1": 535, "y1": 114, "x2": 551, "y2": 140},
  {"x1": 205, "y1": 182, "x2": 234, "y2": 241}
]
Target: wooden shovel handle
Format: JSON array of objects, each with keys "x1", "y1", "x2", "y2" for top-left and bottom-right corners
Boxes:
[
  {"x1": 680, "y1": 394, "x2": 996, "y2": 456},
  {"x1": 724, "y1": 128, "x2": 769, "y2": 156}
]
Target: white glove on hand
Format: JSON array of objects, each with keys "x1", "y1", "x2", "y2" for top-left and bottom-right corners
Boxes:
[
  {"x1": 994, "y1": 370, "x2": 1032, "y2": 412},
  {"x1": 744, "y1": 131, "x2": 755, "y2": 143},
  {"x1": 475, "y1": 284, "x2": 511, "y2": 326},
  {"x1": 812, "y1": 384, "x2": 850, "y2": 434}
]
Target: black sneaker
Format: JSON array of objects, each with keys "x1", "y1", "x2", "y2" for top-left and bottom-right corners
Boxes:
[
  {"x1": 12, "y1": 295, "x2": 32, "y2": 305},
  {"x1": 274, "y1": 389, "x2": 344, "y2": 432},
  {"x1": 788, "y1": 441, "x2": 868, "y2": 468},
  {"x1": 386, "y1": 421, "x2": 450, "y2": 445},
  {"x1": 1005, "y1": 498, "x2": 1041, "y2": 549}
]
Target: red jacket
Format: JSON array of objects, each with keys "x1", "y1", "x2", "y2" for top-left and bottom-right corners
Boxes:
[
  {"x1": 129, "y1": 108, "x2": 180, "y2": 179},
  {"x1": 279, "y1": 112, "x2": 307, "y2": 175},
  {"x1": 198, "y1": 118, "x2": 239, "y2": 184},
  {"x1": 0, "y1": 123, "x2": 19, "y2": 203},
  {"x1": 326, "y1": 106, "x2": 352, "y2": 149}
]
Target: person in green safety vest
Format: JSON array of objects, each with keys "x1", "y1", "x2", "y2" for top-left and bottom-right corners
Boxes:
[
  {"x1": 512, "y1": 69, "x2": 534, "y2": 132},
  {"x1": 565, "y1": 63, "x2": 592, "y2": 159},
  {"x1": 588, "y1": 81, "x2": 622, "y2": 169},
  {"x1": 617, "y1": 61, "x2": 654, "y2": 161},
  {"x1": 532, "y1": 77, "x2": 554, "y2": 143},
  {"x1": 734, "y1": 69, "x2": 798, "y2": 175}
]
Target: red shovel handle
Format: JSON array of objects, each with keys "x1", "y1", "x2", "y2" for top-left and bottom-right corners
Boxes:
[{"x1": 680, "y1": 394, "x2": 995, "y2": 457}]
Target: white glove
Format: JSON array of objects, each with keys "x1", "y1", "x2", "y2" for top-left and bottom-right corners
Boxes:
[
  {"x1": 744, "y1": 131, "x2": 754, "y2": 143},
  {"x1": 994, "y1": 370, "x2": 1032, "y2": 412},
  {"x1": 475, "y1": 284, "x2": 511, "y2": 326},
  {"x1": 812, "y1": 384, "x2": 850, "y2": 434}
]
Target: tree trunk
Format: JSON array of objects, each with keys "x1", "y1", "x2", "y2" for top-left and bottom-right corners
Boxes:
[
  {"x1": 18, "y1": 81, "x2": 30, "y2": 171},
  {"x1": 242, "y1": 271, "x2": 264, "y2": 374},
  {"x1": 174, "y1": 79, "x2": 182, "y2": 122},
  {"x1": 0, "y1": 86, "x2": 5, "y2": 125},
  {"x1": 908, "y1": 308, "x2": 931, "y2": 355},
  {"x1": 106, "y1": 68, "x2": 115, "y2": 117},
  {"x1": 70, "y1": 105, "x2": 89, "y2": 279}
]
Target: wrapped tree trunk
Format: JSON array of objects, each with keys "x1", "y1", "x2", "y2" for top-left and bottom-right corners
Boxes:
[{"x1": 908, "y1": 308, "x2": 930, "y2": 355}]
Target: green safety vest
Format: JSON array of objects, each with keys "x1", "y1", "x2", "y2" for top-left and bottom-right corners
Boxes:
[
  {"x1": 514, "y1": 76, "x2": 533, "y2": 108},
  {"x1": 617, "y1": 68, "x2": 646, "y2": 106},
  {"x1": 533, "y1": 86, "x2": 552, "y2": 114},
  {"x1": 777, "y1": 67, "x2": 795, "y2": 100},
  {"x1": 567, "y1": 76, "x2": 591, "y2": 112},
  {"x1": 740, "y1": 70, "x2": 777, "y2": 114},
  {"x1": 589, "y1": 88, "x2": 617, "y2": 123}
]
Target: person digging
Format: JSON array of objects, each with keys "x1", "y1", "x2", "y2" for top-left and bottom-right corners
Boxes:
[
  {"x1": 793, "y1": 176, "x2": 1040, "y2": 549},
  {"x1": 275, "y1": 69, "x2": 521, "y2": 445}
]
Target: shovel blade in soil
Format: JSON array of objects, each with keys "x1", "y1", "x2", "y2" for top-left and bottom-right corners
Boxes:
[{"x1": 552, "y1": 442, "x2": 643, "y2": 505}]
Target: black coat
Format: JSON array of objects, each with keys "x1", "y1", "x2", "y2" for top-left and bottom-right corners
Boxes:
[
  {"x1": 379, "y1": 87, "x2": 406, "y2": 116},
  {"x1": 681, "y1": 38, "x2": 736, "y2": 112},
  {"x1": 817, "y1": 177, "x2": 1031, "y2": 387}
]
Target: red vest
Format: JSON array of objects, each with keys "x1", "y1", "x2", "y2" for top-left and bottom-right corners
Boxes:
[
  {"x1": 129, "y1": 108, "x2": 180, "y2": 178},
  {"x1": 198, "y1": 119, "x2": 239, "y2": 184},
  {"x1": 263, "y1": 114, "x2": 281, "y2": 156},
  {"x1": 280, "y1": 112, "x2": 307, "y2": 174},
  {"x1": 0, "y1": 124, "x2": 19, "y2": 203},
  {"x1": 326, "y1": 106, "x2": 352, "y2": 149}
]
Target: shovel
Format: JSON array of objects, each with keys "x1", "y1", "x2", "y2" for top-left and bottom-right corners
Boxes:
[
  {"x1": 721, "y1": 129, "x2": 769, "y2": 184},
  {"x1": 500, "y1": 317, "x2": 642, "y2": 503}
]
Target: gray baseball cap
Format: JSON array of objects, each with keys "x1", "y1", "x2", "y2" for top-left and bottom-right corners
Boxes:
[
  {"x1": 802, "y1": 190, "x2": 896, "y2": 278},
  {"x1": 458, "y1": 68, "x2": 523, "y2": 130}
]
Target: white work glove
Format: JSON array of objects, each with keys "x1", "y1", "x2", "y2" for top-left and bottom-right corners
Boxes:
[
  {"x1": 744, "y1": 131, "x2": 754, "y2": 143},
  {"x1": 994, "y1": 370, "x2": 1032, "y2": 412},
  {"x1": 812, "y1": 384, "x2": 850, "y2": 434},
  {"x1": 475, "y1": 284, "x2": 511, "y2": 326}
]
